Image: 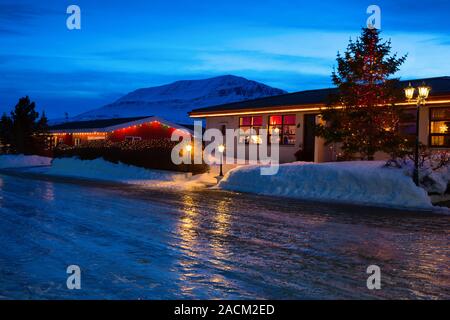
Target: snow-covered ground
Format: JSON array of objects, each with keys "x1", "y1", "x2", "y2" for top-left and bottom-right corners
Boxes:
[
  {"x1": 26, "y1": 157, "x2": 217, "y2": 189},
  {"x1": 218, "y1": 161, "x2": 434, "y2": 210},
  {"x1": 0, "y1": 155, "x2": 443, "y2": 210},
  {"x1": 0, "y1": 154, "x2": 52, "y2": 168}
]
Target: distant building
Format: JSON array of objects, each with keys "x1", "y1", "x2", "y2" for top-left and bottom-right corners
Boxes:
[
  {"x1": 48, "y1": 116, "x2": 191, "y2": 147},
  {"x1": 189, "y1": 77, "x2": 450, "y2": 163}
]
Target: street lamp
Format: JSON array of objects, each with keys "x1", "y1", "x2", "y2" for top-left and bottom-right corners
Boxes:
[
  {"x1": 404, "y1": 82, "x2": 431, "y2": 186},
  {"x1": 218, "y1": 144, "x2": 225, "y2": 177},
  {"x1": 404, "y1": 83, "x2": 415, "y2": 100}
]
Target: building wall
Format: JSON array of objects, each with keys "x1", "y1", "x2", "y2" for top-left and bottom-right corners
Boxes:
[
  {"x1": 51, "y1": 133, "x2": 107, "y2": 147},
  {"x1": 205, "y1": 111, "x2": 333, "y2": 163},
  {"x1": 50, "y1": 121, "x2": 188, "y2": 148},
  {"x1": 108, "y1": 121, "x2": 178, "y2": 142},
  {"x1": 203, "y1": 103, "x2": 450, "y2": 164}
]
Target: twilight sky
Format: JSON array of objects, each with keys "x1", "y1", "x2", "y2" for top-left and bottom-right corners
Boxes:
[{"x1": 1, "y1": 0, "x2": 450, "y2": 119}]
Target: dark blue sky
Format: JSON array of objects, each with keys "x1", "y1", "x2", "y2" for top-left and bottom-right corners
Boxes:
[{"x1": 1, "y1": 0, "x2": 449, "y2": 119}]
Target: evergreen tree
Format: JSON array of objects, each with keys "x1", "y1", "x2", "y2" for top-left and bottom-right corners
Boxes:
[
  {"x1": 316, "y1": 28, "x2": 410, "y2": 160},
  {"x1": 0, "y1": 113, "x2": 13, "y2": 152},
  {"x1": 35, "y1": 111, "x2": 48, "y2": 132},
  {"x1": 10, "y1": 96, "x2": 40, "y2": 154},
  {"x1": 32, "y1": 111, "x2": 49, "y2": 153}
]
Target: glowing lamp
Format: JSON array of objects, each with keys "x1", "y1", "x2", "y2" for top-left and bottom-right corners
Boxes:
[
  {"x1": 404, "y1": 82, "x2": 415, "y2": 101},
  {"x1": 185, "y1": 144, "x2": 192, "y2": 153},
  {"x1": 217, "y1": 144, "x2": 225, "y2": 177},
  {"x1": 418, "y1": 83, "x2": 431, "y2": 100}
]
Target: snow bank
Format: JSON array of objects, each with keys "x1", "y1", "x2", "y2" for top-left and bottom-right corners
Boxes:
[
  {"x1": 30, "y1": 157, "x2": 216, "y2": 189},
  {"x1": 0, "y1": 154, "x2": 52, "y2": 169},
  {"x1": 46, "y1": 158, "x2": 184, "y2": 182},
  {"x1": 387, "y1": 156, "x2": 450, "y2": 195},
  {"x1": 218, "y1": 161, "x2": 433, "y2": 210}
]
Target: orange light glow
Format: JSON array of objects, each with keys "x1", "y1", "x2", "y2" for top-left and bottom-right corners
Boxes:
[
  {"x1": 189, "y1": 99, "x2": 450, "y2": 118},
  {"x1": 190, "y1": 106, "x2": 326, "y2": 117}
]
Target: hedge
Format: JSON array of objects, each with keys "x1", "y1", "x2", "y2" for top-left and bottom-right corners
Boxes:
[{"x1": 53, "y1": 139, "x2": 209, "y2": 175}]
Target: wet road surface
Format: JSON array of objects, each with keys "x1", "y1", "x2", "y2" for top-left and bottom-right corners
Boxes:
[{"x1": 0, "y1": 172, "x2": 448, "y2": 299}]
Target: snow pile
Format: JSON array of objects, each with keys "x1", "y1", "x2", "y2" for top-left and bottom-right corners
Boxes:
[
  {"x1": 32, "y1": 157, "x2": 216, "y2": 189},
  {"x1": 417, "y1": 164, "x2": 450, "y2": 195},
  {"x1": 387, "y1": 154, "x2": 450, "y2": 195},
  {"x1": 425, "y1": 169, "x2": 450, "y2": 194},
  {"x1": 218, "y1": 161, "x2": 433, "y2": 210},
  {"x1": 0, "y1": 155, "x2": 52, "y2": 169}
]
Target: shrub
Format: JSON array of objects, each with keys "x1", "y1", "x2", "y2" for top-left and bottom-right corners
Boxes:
[
  {"x1": 53, "y1": 139, "x2": 209, "y2": 175},
  {"x1": 386, "y1": 149, "x2": 450, "y2": 194}
]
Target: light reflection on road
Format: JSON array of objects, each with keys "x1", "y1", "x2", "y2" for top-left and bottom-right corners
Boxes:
[{"x1": 0, "y1": 173, "x2": 448, "y2": 299}]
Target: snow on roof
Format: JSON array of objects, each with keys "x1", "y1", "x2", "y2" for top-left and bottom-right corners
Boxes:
[{"x1": 48, "y1": 116, "x2": 193, "y2": 134}]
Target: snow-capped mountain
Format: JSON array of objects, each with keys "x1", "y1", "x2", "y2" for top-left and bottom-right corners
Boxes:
[{"x1": 72, "y1": 75, "x2": 286, "y2": 124}]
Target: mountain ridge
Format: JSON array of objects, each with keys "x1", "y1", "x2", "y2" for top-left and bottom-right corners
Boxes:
[{"x1": 72, "y1": 75, "x2": 287, "y2": 124}]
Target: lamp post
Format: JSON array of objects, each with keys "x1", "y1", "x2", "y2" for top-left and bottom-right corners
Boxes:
[
  {"x1": 404, "y1": 82, "x2": 431, "y2": 186},
  {"x1": 218, "y1": 144, "x2": 225, "y2": 176}
]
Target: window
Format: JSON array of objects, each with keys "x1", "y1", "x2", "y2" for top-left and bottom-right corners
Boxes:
[
  {"x1": 430, "y1": 107, "x2": 450, "y2": 147},
  {"x1": 239, "y1": 116, "x2": 262, "y2": 144},
  {"x1": 74, "y1": 138, "x2": 81, "y2": 146},
  {"x1": 87, "y1": 136, "x2": 106, "y2": 141},
  {"x1": 269, "y1": 115, "x2": 296, "y2": 145}
]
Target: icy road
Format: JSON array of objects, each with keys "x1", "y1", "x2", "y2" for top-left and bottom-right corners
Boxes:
[{"x1": 0, "y1": 172, "x2": 448, "y2": 299}]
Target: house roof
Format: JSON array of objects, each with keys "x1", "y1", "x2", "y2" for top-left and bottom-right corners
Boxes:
[
  {"x1": 189, "y1": 76, "x2": 450, "y2": 116},
  {"x1": 49, "y1": 116, "x2": 151, "y2": 131},
  {"x1": 49, "y1": 116, "x2": 193, "y2": 134}
]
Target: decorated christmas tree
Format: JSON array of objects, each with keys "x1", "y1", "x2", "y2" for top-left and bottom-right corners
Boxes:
[{"x1": 316, "y1": 28, "x2": 411, "y2": 160}]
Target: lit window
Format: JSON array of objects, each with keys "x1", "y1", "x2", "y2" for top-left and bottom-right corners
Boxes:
[
  {"x1": 430, "y1": 107, "x2": 450, "y2": 147},
  {"x1": 269, "y1": 115, "x2": 296, "y2": 145},
  {"x1": 239, "y1": 116, "x2": 262, "y2": 144}
]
